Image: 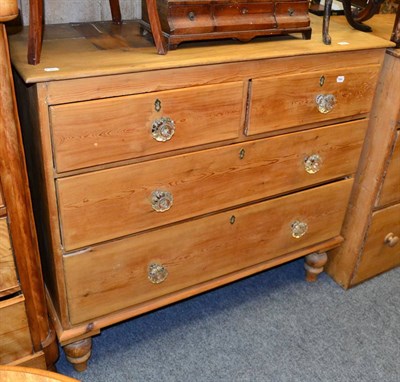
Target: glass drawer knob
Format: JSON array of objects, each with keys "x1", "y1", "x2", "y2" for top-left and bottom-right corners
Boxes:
[
  {"x1": 151, "y1": 190, "x2": 173, "y2": 212},
  {"x1": 316, "y1": 94, "x2": 336, "y2": 114},
  {"x1": 148, "y1": 263, "x2": 168, "y2": 284},
  {"x1": 384, "y1": 233, "x2": 399, "y2": 247},
  {"x1": 304, "y1": 154, "x2": 322, "y2": 174},
  {"x1": 291, "y1": 220, "x2": 308, "y2": 238},
  {"x1": 151, "y1": 117, "x2": 175, "y2": 142}
]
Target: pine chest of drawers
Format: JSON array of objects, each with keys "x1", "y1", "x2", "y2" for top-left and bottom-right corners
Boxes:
[{"x1": 9, "y1": 16, "x2": 392, "y2": 371}]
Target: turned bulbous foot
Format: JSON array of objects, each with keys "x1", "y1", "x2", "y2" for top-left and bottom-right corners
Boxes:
[
  {"x1": 63, "y1": 337, "x2": 92, "y2": 372},
  {"x1": 304, "y1": 252, "x2": 328, "y2": 282}
]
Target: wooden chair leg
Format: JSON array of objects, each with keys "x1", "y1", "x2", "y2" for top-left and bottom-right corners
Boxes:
[
  {"x1": 28, "y1": 0, "x2": 43, "y2": 65},
  {"x1": 145, "y1": 0, "x2": 167, "y2": 54},
  {"x1": 109, "y1": 0, "x2": 122, "y2": 24}
]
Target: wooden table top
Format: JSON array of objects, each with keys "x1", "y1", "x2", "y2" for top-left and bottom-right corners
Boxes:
[{"x1": 8, "y1": 14, "x2": 394, "y2": 83}]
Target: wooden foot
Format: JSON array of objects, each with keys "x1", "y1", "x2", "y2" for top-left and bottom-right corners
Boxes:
[
  {"x1": 304, "y1": 252, "x2": 328, "y2": 282},
  {"x1": 63, "y1": 338, "x2": 92, "y2": 372}
]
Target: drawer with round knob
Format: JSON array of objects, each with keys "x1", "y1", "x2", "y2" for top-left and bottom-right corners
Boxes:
[
  {"x1": 63, "y1": 178, "x2": 353, "y2": 324},
  {"x1": 377, "y1": 131, "x2": 400, "y2": 208},
  {"x1": 247, "y1": 64, "x2": 380, "y2": 136},
  {"x1": 49, "y1": 82, "x2": 244, "y2": 172},
  {"x1": 57, "y1": 119, "x2": 367, "y2": 251},
  {"x1": 351, "y1": 203, "x2": 400, "y2": 285}
]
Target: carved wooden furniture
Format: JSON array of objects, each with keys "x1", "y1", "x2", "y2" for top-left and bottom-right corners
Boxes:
[
  {"x1": 0, "y1": 3, "x2": 58, "y2": 370},
  {"x1": 140, "y1": 0, "x2": 312, "y2": 52},
  {"x1": 9, "y1": 15, "x2": 392, "y2": 371},
  {"x1": 326, "y1": 14, "x2": 400, "y2": 288}
]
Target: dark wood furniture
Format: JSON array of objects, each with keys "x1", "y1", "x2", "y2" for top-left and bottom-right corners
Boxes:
[{"x1": 0, "y1": 2, "x2": 58, "y2": 369}]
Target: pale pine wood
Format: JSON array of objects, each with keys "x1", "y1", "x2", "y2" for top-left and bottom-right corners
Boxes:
[
  {"x1": 43, "y1": 49, "x2": 385, "y2": 105},
  {"x1": 0, "y1": 365, "x2": 79, "y2": 382},
  {"x1": 326, "y1": 48, "x2": 400, "y2": 288},
  {"x1": 10, "y1": 352, "x2": 47, "y2": 369},
  {"x1": 0, "y1": 296, "x2": 33, "y2": 364},
  {"x1": 7, "y1": 16, "x2": 393, "y2": 84},
  {"x1": 377, "y1": 132, "x2": 400, "y2": 207},
  {"x1": 0, "y1": 217, "x2": 19, "y2": 297},
  {"x1": 248, "y1": 65, "x2": 380, "y2": 135},
  {"x1": 0, "y1": 0, "x2": 18, "y2": 22},
  {"x1": 50, "y1": 82, "x2": 244, "y2": 172},
  {"x1": 58, "y1": 121, "x2": 366, "y2": 251},
  {"x1": 351, "y1": 204, "x2": 400, "y2": 285},
  {"x1": 64, "y1": 179, "x2": 353, "y2": 324},
  {"x1": 0, "y1": 184, "x2": 4, "y2": 206}
]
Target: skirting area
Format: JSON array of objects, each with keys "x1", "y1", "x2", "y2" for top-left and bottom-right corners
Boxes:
[{"x1": 56, "y1": 259, "x2": 399, "y2": 381}]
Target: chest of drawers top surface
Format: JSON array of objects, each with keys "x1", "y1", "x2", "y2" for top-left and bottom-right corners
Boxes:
[{"x1": 9, "y1": 14, "x2": 393, "y2": 84}]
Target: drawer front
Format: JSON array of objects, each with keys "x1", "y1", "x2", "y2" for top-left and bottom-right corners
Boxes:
[
  {"x1": 214, "y1": 3, "x2": 276, "y2": 32},
  {"x1": 64, "y1": 179, "x2": 353, "y2": 324},
  {"x1": 247, "y1": 65, "x2": 380, "y2": 135},
  {"x1": 57, "y1": 120, "x2": 366, "y2": 250},
  {"x1": 0, "y1": 217, "x2": 19, "y2": 297},
  {"x1": 352, "y1": 203, "x2": 400, "y2": 285},
  {"x1": 169, "y1": 5, "x2": 214, "y2": 34},
  {"x1": 50, "y1": 82, "x2": 243, "y2": 172},
  {"x1": 0, "y1": 296, "x2": 33, "y2": 364},
  {"x1": 378, "y1": 132, "x2": 400, "y2": 207},
  {"x1": 275, "y1": 1, "x2": 310, "y2": 28}
]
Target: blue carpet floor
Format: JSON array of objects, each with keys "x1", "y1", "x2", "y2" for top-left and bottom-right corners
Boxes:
[{"x1": 56, "y1": 259, "x2": 399, "y2": 382}]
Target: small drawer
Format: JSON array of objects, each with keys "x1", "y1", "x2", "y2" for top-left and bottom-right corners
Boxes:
[
  {"x1": 168, "y1": 4, "x2": 214, "y2": 34},
  {"x1": 352, "y1": 203, "x2": 400, "y2": 285},
  {"x1": 214, "y1": 3, "x2": 276, "y2": 32},
  {"x1": 0, "y1": 295, "x2": 33, "y2": 363},
  {"x1": 247, "y1": 64, "x2": 380, "y2": 135},
  {"x1": 57, "y1": 119, "x2": 366, "y2": 251},
  {"x1": 275, "y1": 1, "x2": 310, "y2": 28},
  {"x1": 50, "y1": 82, "x2": 243, "y2": 172},
  {"x1": 0, "y1": 217, "x2": 19, "y2": 297},
  {"x1": 64, "y1": 178, "x2": 353, "y2": 324},
  {"x1": 377, "y1": 132, "x2": 400, "y2": 207}
]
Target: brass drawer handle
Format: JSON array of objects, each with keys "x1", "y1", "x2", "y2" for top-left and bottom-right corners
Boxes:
[
  {"x1": 151, "y1": 190, "x2": 173, "y2": 212},
  {"x1": 304, "y1": 154, "x2": 322, "y2": 174},
  {"x1": 316, "y1": 94, "x2": 336, "y2": 114},
  {"x1": 188, "y1": 11, "x2": 196, "y2": 21},
  {"x1": 291, "y1": 220, "x2": 308, "y2": 238},
  {"x1": 148, "y1": 263, "x2": 168, "y2": 284},
  {"x1": 384, "y1": 233, "x2": 399, "y2": 247},
  {"x1": 151, "y1": 117, "x2": 175, "y2": 142}
]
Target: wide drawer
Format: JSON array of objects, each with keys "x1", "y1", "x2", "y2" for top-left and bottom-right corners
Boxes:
[
  {"x1": 247, "y1": 64, "x2": 380, "y2": 135},
  {"x1": 352, "y1": 203, "x2": 400, "y2": 285},
  {"x1": 50, "y1": 82, "x2": 243, "y2": 172},
  {"x1": 57, "y1": 120, "x2": 367, "y2": 250},
  {"x1": 64, "y1": 179, "x2": 353, "y2": 324},
  {"x1": 0, "y1": 295, "x2": 33, "y2": 364},
  {"x1": 377, "y1": 131, "x2": 400, "y2": 207},
  {"x1": 0, "y1": 217, "x2": 19, "y2": 297}
]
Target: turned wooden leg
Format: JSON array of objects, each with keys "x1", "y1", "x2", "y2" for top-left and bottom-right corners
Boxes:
[
  {"x1": 304, "y1": 252, "x2": 328, "y2": 282},
  {"x1": 28, "y1": 0, "x2": 43, "y2": 65},
  {"x1": 63, "y1": 338, "x2": 92, "y2": 372},
  {"x1": 109, "y1": 0, "x2": 122, "y2": 24}
]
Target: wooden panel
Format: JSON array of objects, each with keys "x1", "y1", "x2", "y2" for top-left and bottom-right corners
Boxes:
[
  {"x1": 57, "y1": 120, "x2": 367, "y2": 250},
  {"x1": 64, "y1": 179, "x2": 353, "y2": 324},
  {"x1": 0, "y1": 296, "x2": 33, "y2": 364},
  {"x1": 50, "y1": 82, "x2": 244, "y2": 172},
  {"x1": 352, "y1": 203, "x2": 400, "y2": 285},
  {"x1": 378, "y1": 131, "x2": 400, "y2": 207},
  {"x1": 0, "y1": 217, "x2": 19, "y2": 297},
  {"x1": 247, "y1": 65, "x2": 380, "y2": 135}
]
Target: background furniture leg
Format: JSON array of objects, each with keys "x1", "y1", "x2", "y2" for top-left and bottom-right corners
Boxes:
[{"x1": 28, "y1": 0, "x2": 43, "y2": 65}]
